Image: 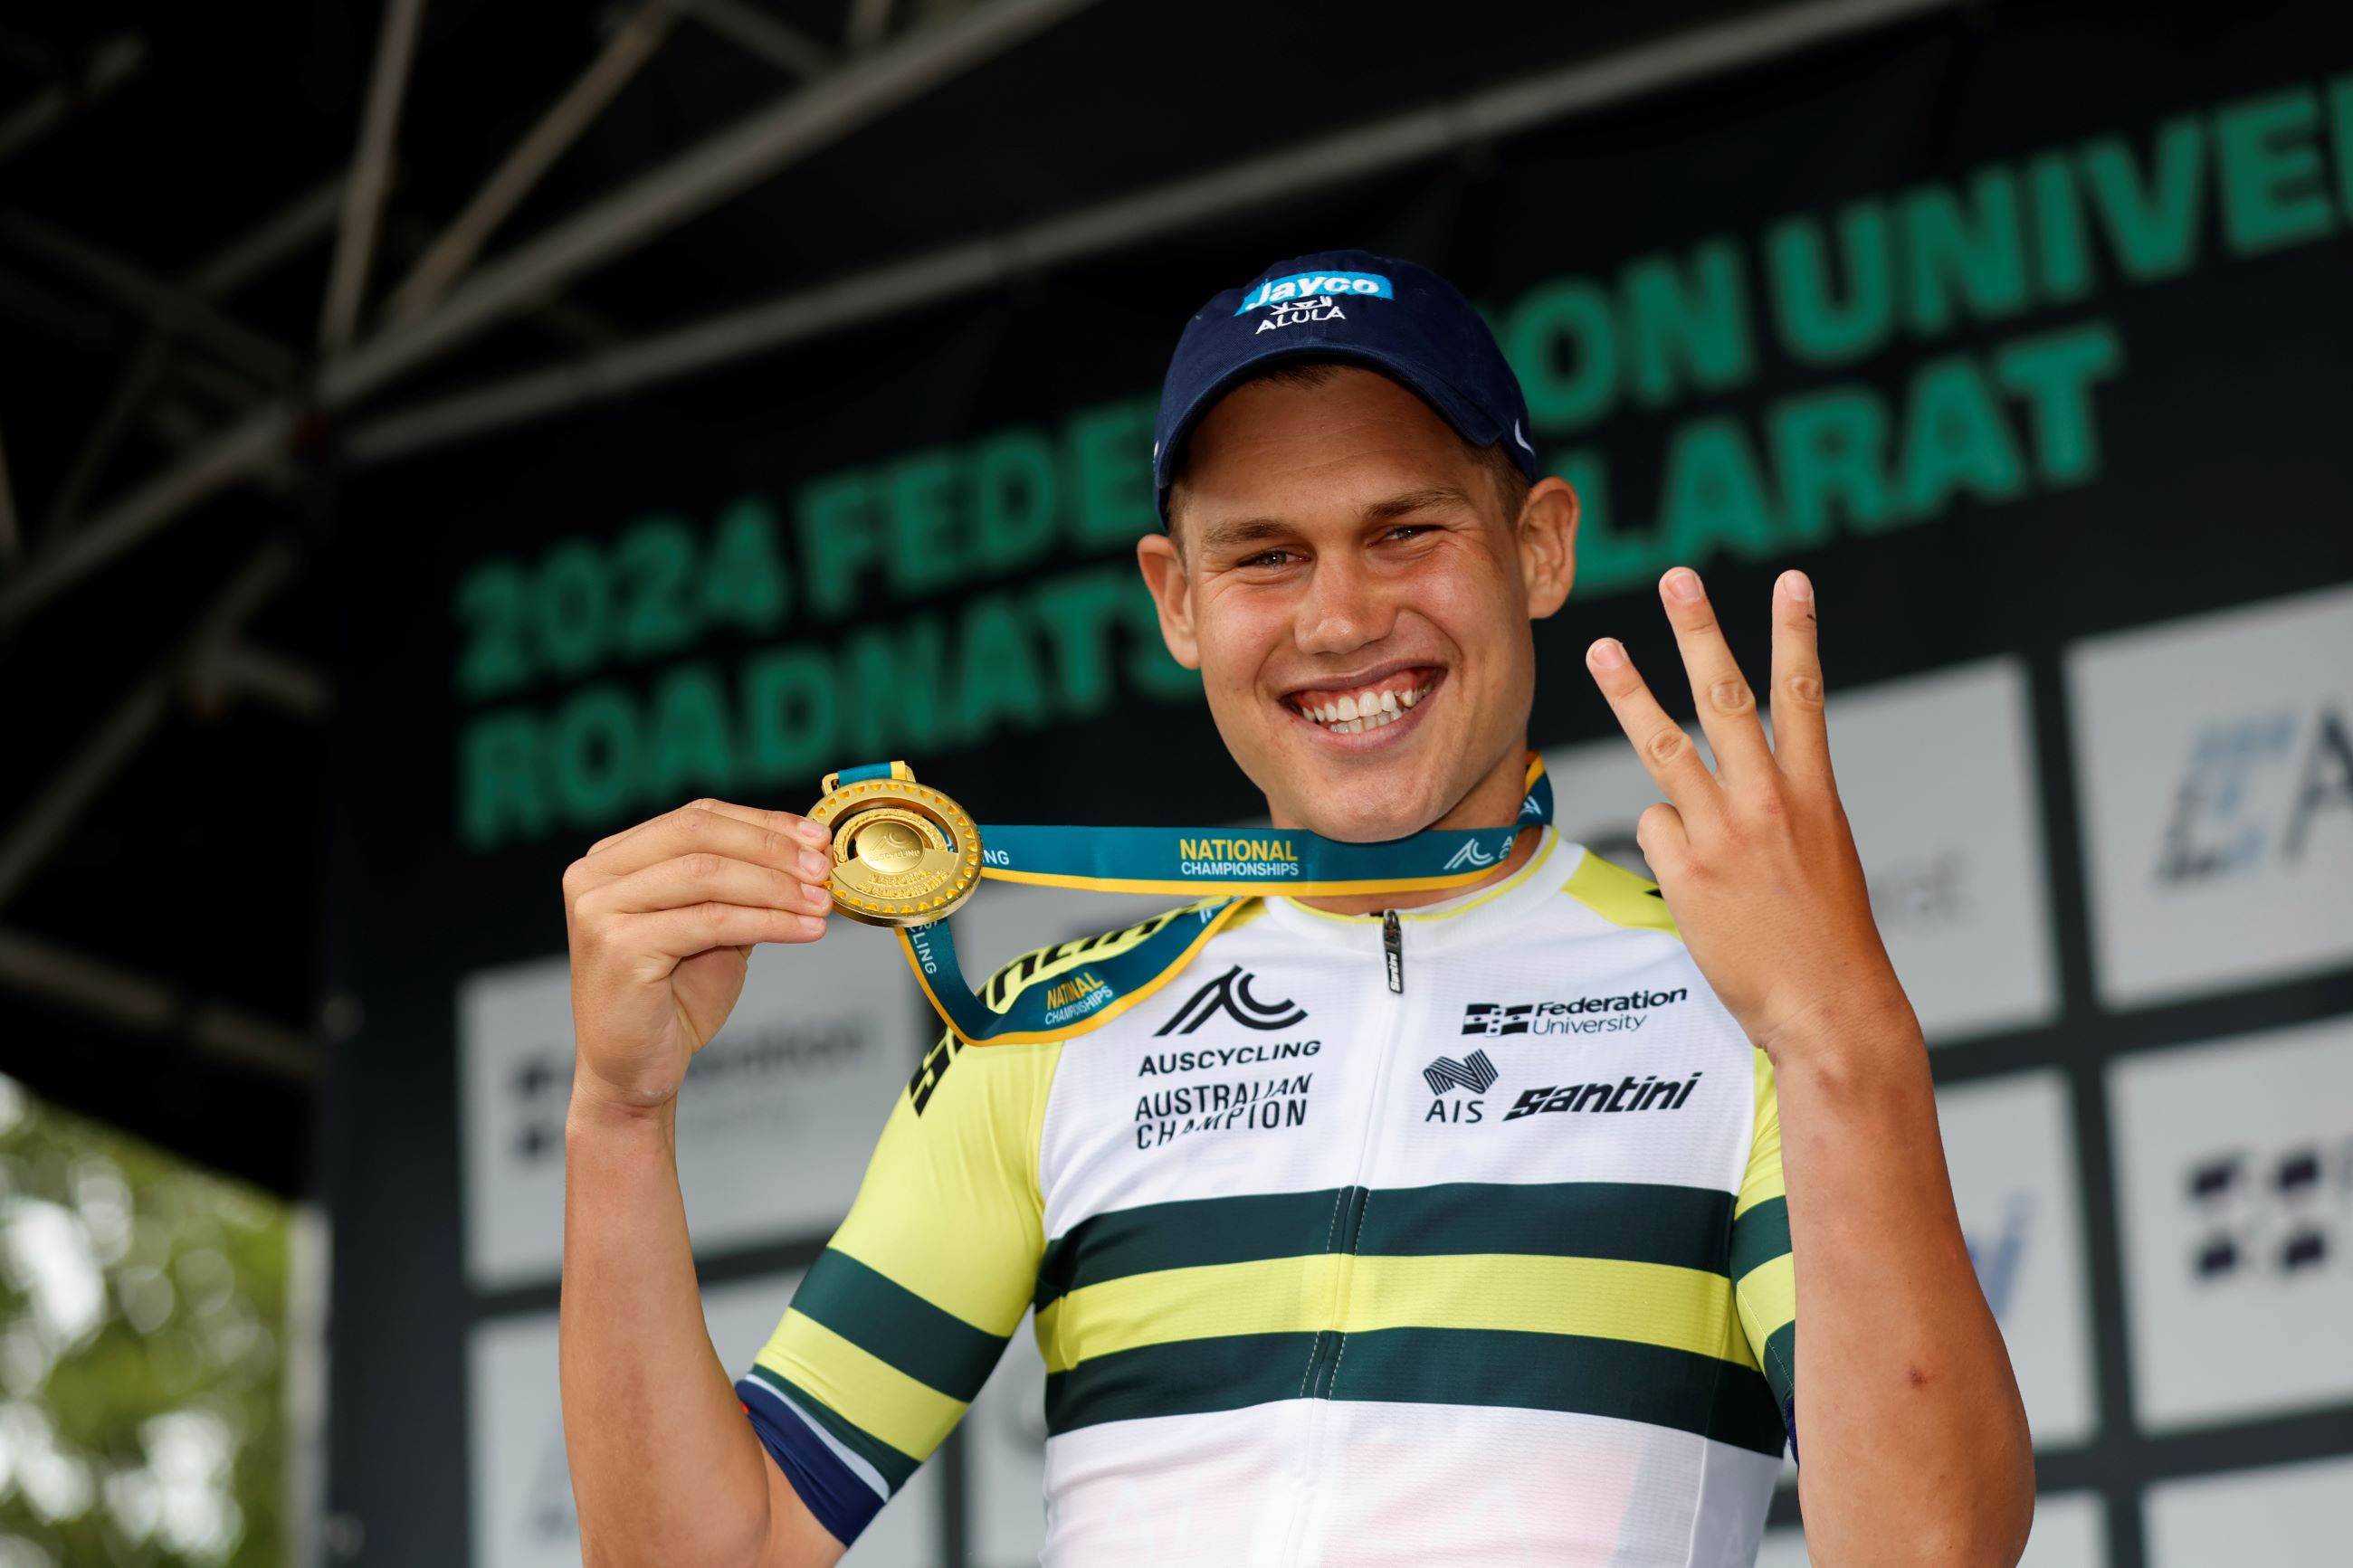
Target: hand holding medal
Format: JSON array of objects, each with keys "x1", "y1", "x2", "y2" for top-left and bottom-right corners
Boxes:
[{"x1": 805, "y1": 754, "x2": 1558, "y2": 1047}]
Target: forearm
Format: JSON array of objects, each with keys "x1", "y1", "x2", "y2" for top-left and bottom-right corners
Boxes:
[
  {"x1": 559, "y1": 1095, "x2": 836, "y2": 1568},
  {"x1": 1774, "y1": 999, "x2": 2033, "y2": 1567}
]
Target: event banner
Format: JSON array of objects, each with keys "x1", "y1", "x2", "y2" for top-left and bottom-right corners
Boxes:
[{"x1": 323, "y1": 6, "x2": 2353, "y2": 1565}]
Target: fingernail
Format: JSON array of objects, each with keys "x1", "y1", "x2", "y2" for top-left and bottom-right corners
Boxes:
[
  {"x1": 1780, "y1": 569, "x2": 1814, "y2": 603},
  {"x1": 805, "y1": 879, "x2": 834, "y2": 911},
  {"x1": 797, "y1": 913, "x2": 828, "y2": 937},
  {"x1": 795, "y1": 817, "x2": 829, "y2": 846},
  {"x1": 800, "y1": 849, "x2": 831, "y2": 880},
  {"x1": 1663, "y1": 568, "x2": 1702, "y2": 603},
  {"x1": 1587, "y1": 638, "x2": 1628, "y2": 670}
]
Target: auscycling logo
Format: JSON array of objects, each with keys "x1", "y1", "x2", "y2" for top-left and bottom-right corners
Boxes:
[
  {"x1": 1179, "y1": 835, "x2": 1301, "y2": 878},
  {"x1": 1235, "y1": 270, "x2": 1394, "y2": 313}
]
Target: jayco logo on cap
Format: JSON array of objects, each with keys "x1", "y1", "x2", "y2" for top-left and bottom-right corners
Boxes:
[{"x1": 1234, "y1": 271, "x2": 1393, "y2": 314}]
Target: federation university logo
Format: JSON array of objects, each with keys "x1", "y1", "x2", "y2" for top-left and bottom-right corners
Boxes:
[{"x1": 1155, "y1": 965, "x2": 1309, "y2": 1035}]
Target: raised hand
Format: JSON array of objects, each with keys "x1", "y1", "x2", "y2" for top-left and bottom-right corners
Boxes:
[
  {"x1": 563, "y1": 800, "x2": 834, "y2": 1115},
  {"x1": 1583, "y1": 567, "x2": 1909, "y2": 1059}
]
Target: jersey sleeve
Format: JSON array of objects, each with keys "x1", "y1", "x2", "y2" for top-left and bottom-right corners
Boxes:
[
  {"x1": 736, "y1": 1027, "x2": 1061, "y2": 1546},
  {"x1": 1729, "y1": 1046, "x2": 1799, "y2": 1461}
]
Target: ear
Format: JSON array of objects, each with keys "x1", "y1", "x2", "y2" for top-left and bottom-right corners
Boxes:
[
  {"x1": 1514, "y1": 476, "x2": 1578, "y2": 621},
  {"x1": 1135, "y1": 530, "x2": 1203, "y2": 670}
]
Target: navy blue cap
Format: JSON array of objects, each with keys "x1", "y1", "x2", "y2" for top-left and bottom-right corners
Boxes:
[{"x1": 1151, "y1": 248, "x2": 1538, "y2": 525}]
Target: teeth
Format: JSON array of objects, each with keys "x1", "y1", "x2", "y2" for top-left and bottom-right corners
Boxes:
[{"x1": 1291, "y1": 679, "x2": 1432, "y2": 732}]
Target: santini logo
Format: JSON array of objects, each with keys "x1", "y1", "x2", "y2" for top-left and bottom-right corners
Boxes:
[
  {"x1": 1423, "y1": 1050, "x2": 1499, "y2": 1097},
  {"x1": 1504, "y1": 1071, "x2": 1703, "y2": 1120},
  {"x1": 1156, "y1": 965, "x2": 1309, "y2": 1036},
  {"x1": 1234, "y1": 271, "x2": 1393, "y2": 313}
]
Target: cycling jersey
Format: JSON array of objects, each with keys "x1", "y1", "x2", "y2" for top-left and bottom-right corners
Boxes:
[{"x1": 736, "y1": 831, "x2": 1796, "y2": 1567}]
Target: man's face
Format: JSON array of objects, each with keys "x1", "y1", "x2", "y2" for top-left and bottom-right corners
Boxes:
[{"x1": 1137, "y1": 367, "x2": 1576, "y2": 841}]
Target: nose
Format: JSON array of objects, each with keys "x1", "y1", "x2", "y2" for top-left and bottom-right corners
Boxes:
[{"x1": 1295, "y1": 552, "x2": 1395, "y2": 657}]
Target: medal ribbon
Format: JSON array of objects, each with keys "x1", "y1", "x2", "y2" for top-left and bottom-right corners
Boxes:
[{"x1": 831, "y1": 756, "x2": 1554, "y2": 1046}]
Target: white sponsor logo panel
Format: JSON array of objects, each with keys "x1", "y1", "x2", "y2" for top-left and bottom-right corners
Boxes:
[
  {"x1": 1544, "y1": 657, "x2": 2058, "y2": 1044},
  {"x1": 1758, "y1": 1489, "x2": 2106, "y2": 1567},
  {"x1": 1936, "y1": 1070, "x2": 2100, "y2": 1448},
  {"x1": 459, "y1": 932, "x2": 928, "y2": 1288},
  {"x1": 2066, "y1": 583, "x2": 2353, "y2": 1008},
  {"x1": 2144, "y1": 1455, "x2": 2353, "y2": 1568},
  {"x1": 2109, "y1": 1013, "x2": 2353, "y2": 1430},
  {"x1": 466, "y1": 1273, "x2": 940, "y2": 1567}
]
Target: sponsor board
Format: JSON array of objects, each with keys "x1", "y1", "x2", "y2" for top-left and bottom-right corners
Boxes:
[
  {"x1": 1543, "y1": 658, "x2": 2058, "y2": 1044},
  {"x1": 458, "y1": 931, "x2": 927, "y2": 1288},
  {"x1": 465, "y1": 1274, "x2": 941, "y2": 1566},
  {"x1": 2067, "y1": 583, "x2": 2353, "y2": 1007},
  {"x1": 1936, "y1": 1070, "x2": 2100, "y2": 1449},
  {"x1": 1758, "y1": 1490, "x2": 2107, "y2": 1567},
  {"x1": 2108, "y1": 1014, "x2": 2353, "y2": 1430},
  {"x1": 2144, "y1": 1455, "x2": 2353, "y2": 1568}
]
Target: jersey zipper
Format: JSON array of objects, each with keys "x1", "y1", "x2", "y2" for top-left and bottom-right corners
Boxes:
[{"x1": 1283, "y1": 913, "x2": 1416, "y2": 1560}]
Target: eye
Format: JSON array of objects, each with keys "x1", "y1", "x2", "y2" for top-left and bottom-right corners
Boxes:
[
  {"x1": 1238, "y1": 548, "x2": 1297, "y2": 567},
  {"x1": 1385, "y1": 524, "x2": 1433, "y2": 542}
]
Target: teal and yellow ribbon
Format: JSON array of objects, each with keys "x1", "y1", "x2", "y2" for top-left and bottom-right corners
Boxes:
[{"x1": 832, "y1": 756, "x2": 1554, "y2": 1046}]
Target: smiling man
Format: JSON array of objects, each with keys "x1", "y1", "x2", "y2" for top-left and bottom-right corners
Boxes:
[{"x1": 558, "y1": 251, "x2": 2034, "y2": 1567}]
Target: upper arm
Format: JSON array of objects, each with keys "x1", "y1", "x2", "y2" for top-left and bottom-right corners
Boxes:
[
  {"x1": 1730, "y1": 1047, "x2": 1798, "y2": 1458},
  {"x1": 737, "y1": 1031, "x2": 1059, "y2": 1548}
]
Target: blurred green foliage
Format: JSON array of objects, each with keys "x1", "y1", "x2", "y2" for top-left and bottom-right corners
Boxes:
[{"x1": 0, "y1": 1075, "x2": 290, "y2": 1566}]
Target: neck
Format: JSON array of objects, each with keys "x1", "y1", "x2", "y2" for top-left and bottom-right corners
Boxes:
[{"x1": 1288, "y1": 745, "x2": 1539, "y2": 917}]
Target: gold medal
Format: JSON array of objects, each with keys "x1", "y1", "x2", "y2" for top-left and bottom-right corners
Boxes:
[{"x1": 806, "y1": 763, "x2": 985, "y2": 927}]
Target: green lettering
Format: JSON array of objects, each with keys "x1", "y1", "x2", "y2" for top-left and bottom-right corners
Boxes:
[
  {"x1": 954, "y1": 593, "x2": 1049, "y2": 740},
  {"x1": 461, "y1": 709, "x2": 545, "y2": 850},
  {"x1": 2027, "y1": 154, "x2": 2092, "y2": 302},
  {"x1": 1031, "y1": 566, "x2": 1133, "y2": 717},
  {"x1": 1996, "y1": 323, "x2": 2122, "y2": 486},
  {"x1": 843, "y1": 617, "x2": 947, "y2": 756},
  {"x1": 1767, "y1": 204, "x2": 1894, "y2": 366},
  {"x1": 972, "y1": 427, "x2": 1061, "y2": 575},
  {"x1": 1897, "y1": 355, "x2": 2025, "y2": 518},
  {"x1": 1623, "y1": 240, "x2": 1752, "y2": 406},
  {"x1": 1901, "y1": 169, "x2": 2032, "y2": 335},
  {"x1": 741, "y1": 645, "x2": 837, "y2": 789},
  {"x1": 797, "y1": 472, "x2": 879, "y2": 619},
  {"x1": 1659, "y1": 419, "x2": 1779, "y2": 566},
  {"x1": 704, "y1": 497, "x2": 788, "y2": 633},
  {"x1": 1502, "y1": 280, "x2": 1618, "y2": 433},
  {"x1": 645, "y1": 662, "x2": 737, "y2": 801},
  {"x1": 2334, "y1": 76, "x2": 2353, "y2": 220},
  {"x1": 2079, "y1": 117, "x2": 2206, "y2": 281},
  {"x1": 1119, "y1": 581, "x2": 1202, "y2": 701},
  {"x1": 536, "y1": 541, "x2": 611, "y2": 677},
  {"x1": 886, "y1": 449, "x2": 963, "y2": 596},
  {"x1": 550, "y1": 685, "x2": 640, "y2": 827},
  {"x1": 2214, "y1": 88, "x2": 2336, "y2": 254},
  {"x1": 1553, "y1": 449, "x2": 1657, "y2": 597},
  {"x1": 1770, "y1": 388, "x2": 1891, "y2": 542},
  {"x1": 1067, "y1": 398, "x2": 1158, "y2": 547}
]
